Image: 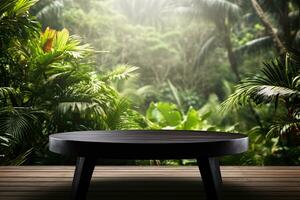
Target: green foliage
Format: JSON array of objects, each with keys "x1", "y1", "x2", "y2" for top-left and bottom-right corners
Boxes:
[
  {"x1": 142, "y1": 100, "x2": 238, "y2": 166},
  {"x1": 146, "y1": 102, "x2": 217, "y2": 130},
  {"x1": 188, "y1": 0, "x2": 240, "y2": 22},
  {"x1": 0, "y1": 0, "x2": 39, "y2": 46},
  {"x1": 222, "y1": 51, "x2": 300, "y2": 164},
  {"x1": 1, "y1": 0, "x2": 300, "y2": 166},
  {"x1": 222, "y1": 54, "x2": 300, "y2": 111},
  {"x1": 111, "y1": 75, "x2": 155, "y2": 109},
  {"x1": 30, "y1": 0, "x2": 64, "y2": 29},
  {"x1": 226, "y1": 126, "x2": 300, "y2": 165},
  {"x1": 0, "y1": 1, "x2": 142, "y2": 165},
  {"x1": 152, "y1": 82, "x2": 205, "y2": 112}
]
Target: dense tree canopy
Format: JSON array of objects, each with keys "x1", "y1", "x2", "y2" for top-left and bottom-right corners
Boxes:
[{"x1": 0, "y1": 0, "x2": 299, "y2": 165}]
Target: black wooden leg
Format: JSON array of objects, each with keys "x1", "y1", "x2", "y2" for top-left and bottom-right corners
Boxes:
[
  {"x1": 197, "y1": 157, "x2": 222, "y2": 200},
  {"x1": 72, "y1": 157, "x2": 96, "y2": 200}
]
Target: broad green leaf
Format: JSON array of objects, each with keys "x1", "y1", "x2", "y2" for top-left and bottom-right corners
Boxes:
[
  {"x1": 146, "y1": 102, "x2": 164, "y2": 124},
  {"x1": 156, "y1": 102, "x2": 182, "y2": 126},
  {"x1": 181, "y1": 107, "x2": 200, "y2": 130}
]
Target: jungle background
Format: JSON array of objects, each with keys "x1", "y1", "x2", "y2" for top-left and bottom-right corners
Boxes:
[{"x1": 1, "y1": 0, "x2": 300, "y2": 166}]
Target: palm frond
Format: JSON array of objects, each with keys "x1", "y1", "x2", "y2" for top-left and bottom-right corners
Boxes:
[
  {"x1": 57, "y1": 76, "x2": 118, "y2": 118},
  {"x1": 0, "y1": 0, "x2": 17, "y2": 15},
  {"x1": 8, "y1": 148, "x2": 33, "y2": 165},
  {"x1": 0, "y1": 0, "x2": 40, "y2": 44},
  {"x1": 106, "y1": 98, "x2": 131, "y2": 130},
  {"x1": 194, "y1": 33, "x2": 217, "y2": 67},
  {"x1": 222, "y1": 77, "x2": 299, "y2": 112},
  {"x1": 111, "y1": 75, "x2": 155, "y2": 105},
  {"x1": 235, "y1": 36, "x2": 273, "y2": 57},
  {"x1": 0, "y1": 107, "x2": 47, "y2": 142},
  {"x1": 35, "y1": 0, "x2": 63, "y2": 19},
  {"x1": 222, "y1": 54, "x2": 300, "y2": 112},
  {"x1": 107, "y1": 97, "x2": 146, "y2": 130},
  {"x1": 57, "y1": 102, "x2": 105, "y2": 117},
  {"x1": 0, "y1": 0, "x2": 38, "y2": 16},
  {"x1": 102, "y1": 65, "x2": 139, "y2": 82},
  {"x1": 0, "y1": 133, "x2": 11, "y2": 148},
  {"x1": 267, "y1": 118, "x2": 300, "y2": 138},
  {"x1": 0, "y1": 87, "x2": 16, "y2": 98},
  {"x1": 190, "y1": 0, "x2": 241, "y2": 22},
  {"x1": 13, "y1": 0, "x2": 38, "y2": 15}
]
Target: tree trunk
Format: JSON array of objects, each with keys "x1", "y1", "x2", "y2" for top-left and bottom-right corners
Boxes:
[
  {"x1": 221, "y1": 22, "x2": 264, "y2": 127},
  {"x1": 251, "y1": 0, "x2": 286, "y2": 54},
  {"x1": 278, "y1": 1, "x2": 292, "y2": 48},
  {"x1": 223, "y1": 24, "x2": 240, "y2": 82}
]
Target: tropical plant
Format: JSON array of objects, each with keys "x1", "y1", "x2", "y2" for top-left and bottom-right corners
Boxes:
[
  {"x1": 30, "y1": 0, "x2": 64, "y2": 29},
  {"x1": 222, "y1": 50, "x2": 300, "y2": 147},
  {"x1": 146, "y1": 101, "x2": 224, "y2": 131},
  {"x1": 0, "y1": 0, "x2": 142, "y2": 165},
  {"x1": 175, "y1": 0, "x2": 241, "y2": 81},
  {"x1": 111, "y1": 75, "x2": 155, "y2": 109},
  {"x1": 141, "y1": 101, "x2": 237, "y2": 166},
  {"x1": 0, "y1": 0, "x2": 40, "y2": 164},
  {"x1": 236, "y1": 0, "x2": 300, "y2": 56},
  {"x1": 0, "y1": 0, "x2": 39, "y2": 42},
  {"x1": 0, "y1": 0, "x2": 39, "y2": 87},
  {"x1": 1, "y1": 0, "x2": 299, "y2": 166}
]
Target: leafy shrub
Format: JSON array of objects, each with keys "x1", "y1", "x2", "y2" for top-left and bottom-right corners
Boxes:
[
  {"x1": 146, "y1": 102, "x2": 215, "y2": 130},
  {"x1": 0, "y1": 0, "x2": 141, "y2": 165}
]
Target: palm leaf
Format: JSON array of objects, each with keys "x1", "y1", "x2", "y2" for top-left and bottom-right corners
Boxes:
[
  {"x1": 0, "y1": 133, "x2": 11, "y2": 148},
  {"x1": 235, "y1": 36, "x2": 273, "y2": 57},
  {"x1": 222, "y1": 54, "x2": 300, "y2": 112},
  {"x1": 222, "y1": 77, "x2": 299, "y2": 111},
  {"x1": 13, "y1": 0, "x2": 38, "y2": 15},
  {"x1": 189, "y1": 0, "x2": 240, "y2": 22},
  {"x1": 194, "y1": 33, "x2": 217, "y2": 67},
  {"x1": 8, "y1": 148, "x2": 33, "y2": 165},
  {"x1": 0, "y1": 107, "x2": 47, "y2": 142},
  {"x1": 102, "y1": 65, "x2": 139, "y2": 82},
  {"x1": 0, "y1": 0, "x2": 40, "y2": 44},
  {"x1": 57, "y1": 102, "x2": 105, "y2": 117},
  {"x1": 267, "y1": 118, "x2": 300, "y2": 138},
  {"x1": 0, "y1": 0, "x2": 37, "y2": 16},
  {"x1": 35, "y1": 0, "x2": 63, "y2": 19},
  {"x1": 0, "y1": 87, "x2": 16, "y2": 98},
  {"x1": 0, "y1": 0, "x2": 17, "y2": 15},
  {"x1": 105, "y1": 98, "x2": 131, "y2": 130}
]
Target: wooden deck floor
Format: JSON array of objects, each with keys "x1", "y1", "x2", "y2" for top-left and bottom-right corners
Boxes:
[{"x1": 0, "y1": 166, "x2": 299, "y2": 200}]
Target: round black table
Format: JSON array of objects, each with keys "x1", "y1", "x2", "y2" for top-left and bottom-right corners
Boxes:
[{"x1": 49, "y1": 130, "x2": 248, "y2": 200}]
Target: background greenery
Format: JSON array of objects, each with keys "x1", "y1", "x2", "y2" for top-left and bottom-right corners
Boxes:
[{"x1": 0, "y1": 0, "x2": 299, "y2": 165}]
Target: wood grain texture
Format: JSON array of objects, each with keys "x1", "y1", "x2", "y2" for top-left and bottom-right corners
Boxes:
[{"x1": 0, "y1": 166, "x2": 299, "y2": 200}]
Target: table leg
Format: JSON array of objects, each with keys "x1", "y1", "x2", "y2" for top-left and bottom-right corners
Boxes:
[
  {"x1": 72, "y1": 157, "x2": 96, "y2": 200},
  {"x1": 197, "y1": 157, "x2": 222, "y2": 200}
]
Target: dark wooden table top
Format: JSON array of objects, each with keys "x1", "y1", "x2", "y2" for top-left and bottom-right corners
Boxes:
[{"x1": 49, "y1": 130, "x2": 248, "y2": 159}]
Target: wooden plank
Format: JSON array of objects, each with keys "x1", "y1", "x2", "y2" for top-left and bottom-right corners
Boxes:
[
  {"x1": 1, "y1": 180, "x2": 299, "y2": 186},
  {"x1": 0, "y1": 166, "x2": 299, "y2": 170},
  {"x1": 1, "y1": 177, "x2": 300, "y2": 182},
  {"x1": 0, "y1": 166, "x2": 299, "y2": 200},
  {"x1": 1, "y1": 185, "x2": 300, "y2": 191},
  {"x1": 1, "y1": 172, "x2": 300, "y2": 178}
]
